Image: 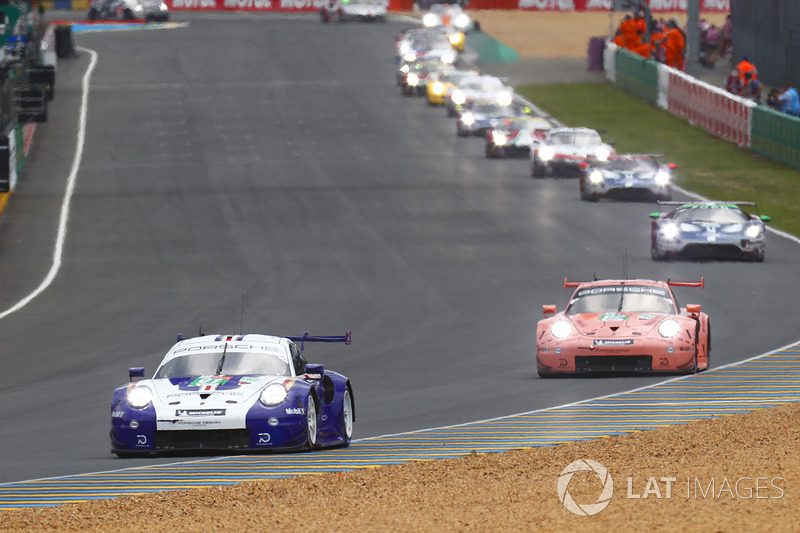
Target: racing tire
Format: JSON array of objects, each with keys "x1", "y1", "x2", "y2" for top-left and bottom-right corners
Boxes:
[
  {"x1": 531, "y1": 161, "x2": 546, "y2": 178},
  {"x1": 650, "y1": 240, "x2": 665, "y2": 261},
  {"x1": 87, "y1": 7, "x2": 99, "y2": 20},
  {"x1": 305, "y1": 394, "x2": 319, "y2": 450},
  {"x1": 123, "y1": 8, "x2": 135, "y2": 20},
  {"x1": 320, "y1": 9, "x2": 330, "y2": 22},
  {"x1": 537, "y1": 368, "x2": 556, "y2": 379},
  {"x1": 340, "y1": 387, "x2": 354, "y2": 446}
]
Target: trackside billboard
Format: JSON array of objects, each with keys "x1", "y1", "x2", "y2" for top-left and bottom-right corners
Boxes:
[
  {"x1": 168, "y1": 0, "x2": 327, "y2": 11},
  {"x1": 516, "y1": 0, "x2": 729, "y2": 11}
]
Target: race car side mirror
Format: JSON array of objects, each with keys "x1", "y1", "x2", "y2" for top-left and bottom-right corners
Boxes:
[
  {"x1": 543, "y1": 305, "x2": 557, "y2": 318},
  {"x1": 760, "y1": 215, "x2": 771, "y2": 222},
  {"x1": 649, "y1": 212, "x2": 661, "y2": 219},
  {"x1": 686, "y1": 304, "x2": 701, "y2": 316},
  {"x1": 304, "y1": 364, "x2": 325, "y2": 378},
  {"x1": 668, "y1": 163, "x2": 677, "y2": 169},
  {"x1": 129, "y1": 367, "x2": 145, "y2": 382}
]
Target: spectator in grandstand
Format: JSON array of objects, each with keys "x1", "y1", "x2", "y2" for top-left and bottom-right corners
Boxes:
[
  {"x1": 700, "y1": 23, "x2": 720, "y2": 68},
  {"x1": 739, "y1": 72, "x2": 762, "y2": 104},
  {"x1": 718, "y1": 15, "x2": 732, "y2": 61},
  {"x1": 779, "y1": 82, "x2": 800, "y2": 117},
  {"x1": 725, "y1": 67, "x2": 742, "y2": 95},
  {"x1": 766, "y1": 89, "x2": 782, "y2": 111}
]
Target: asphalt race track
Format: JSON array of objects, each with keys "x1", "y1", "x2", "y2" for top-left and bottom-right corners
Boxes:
[{"x1": 1, "y1": 12, "x2": 799, "y2": 484}]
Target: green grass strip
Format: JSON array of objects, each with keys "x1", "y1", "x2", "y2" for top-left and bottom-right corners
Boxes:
[{"x1": 516, "y1": 82, "x2": 800, "y2": 238}]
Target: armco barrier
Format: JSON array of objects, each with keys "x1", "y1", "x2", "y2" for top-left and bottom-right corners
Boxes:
[
  {"x1": 665, "y1": 69, "x2": 753, "y2": 147},
  {"x1": 613, "y1": 48, "x2": 658, "y2": 104},
  {"x1": 751, "y1": 106, "x2": 800, "y2": 169}
]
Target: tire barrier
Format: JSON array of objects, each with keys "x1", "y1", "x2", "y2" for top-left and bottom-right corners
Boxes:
[{"x1": 55, "y1": 25, "x2": 76, "y2": 58}]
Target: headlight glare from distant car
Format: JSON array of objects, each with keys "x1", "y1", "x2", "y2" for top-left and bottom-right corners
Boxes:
[
  {"x1": 432, "y1": 81, "x2": 445, "y2": 95},
  {"x1": 538, "y1": 145, "x2": 555, "y2": 161},
  {"x1": 422, "y1": 13, "x2": 437, "y2": 27},
  {"x1": 461, "y1": 112, "x2": 475, "y2": 125},
  {"x1": 134, "y1": 3, "x2": 143, "y2": 10},
  {"x1": 127, "y1": 385, "x2": 153, "y2": 409},
  {"x1": 441, "y1": 51, "x2": 456, "y2": 64},
  {"x1": 451, "y1": 90, "x2": 466, "y2": 105},
  {"x1": 449, "y1": 32, "x2": 464, "y2": 46},
  {"x1": 595, "y1": 146, "x2": 611, "y2": 161},
  {"x1": 588, "y1": 170, "x2": 604, "y2": 184},
  {"x1": 454, "y1": 13, "x2": 470, "y2": 28},
  {"x1": 260, "y1": 383, "x2": 288, "y2": 406},
  {"x1": 407, "y1": 73, "x2": 420, "y2": 86},
  {"x1": 403, "y1": 51, "x2": 417, "y2": 63},
  {"x1": 744, "y1": 224, "x2": 763, "y2": 239},
  {"x1": 654, "y1": 171, "x2": 670, "y2": 186},
  {"x1": 399, "y1": 64, "x2": 410, "y2": 74},
  {"x1": 658, "y1": 319, "x2": 681, "y2": 338},
  {"x1": 550, "y1": 320, "x2": 572, "y2": 339},
  {"x1": 661, "y1": 222, "x2": 679, "y2": 240},
  {"x1": 496, "y1": 92, "x2": 513, "y2": 106},
  {"x1": 493, "y1": 132, "x2": 508, "y2": 145}
]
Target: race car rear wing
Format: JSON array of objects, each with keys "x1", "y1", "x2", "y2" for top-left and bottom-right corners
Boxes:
[
  {"x1": 657, "y1": 201, "x2": 757, "y2": 208},
  {"x1": 667, "y1": 278, "x2": 705, "y2": 289},
  {"x1": 287, "y1": 331, "x2": 352, "y2": 352},
  {"x1": 563, "y1": 277, "x2": 704, "y2": 288}
]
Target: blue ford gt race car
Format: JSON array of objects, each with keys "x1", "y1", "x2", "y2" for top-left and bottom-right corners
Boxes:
[
  {"x1": 650, "y1": 202, "x2": 770, "y2": 261},
  {"x1": 110, "y1": 331, "x2": 354, "y2": 457}
]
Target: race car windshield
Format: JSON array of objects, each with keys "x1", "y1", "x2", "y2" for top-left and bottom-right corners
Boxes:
[
  {"x1": 566, "y1": 285, "x2": 675, "y2": 315},
  {"x1": 550, "y1": 133, "x2": 600, "y2": 146},
  {"x1": 155, "y1": 352, "x2": 291, "y2": 379},
  {"x1": 600, "y1": 158, "x2": 658, "y2": 172},
  {"x1": 671, "y1": 206, "x2": 749, "y2": 224},
  {"x1": 472, "y1": 103, "x2": 512, "y2": 116}
]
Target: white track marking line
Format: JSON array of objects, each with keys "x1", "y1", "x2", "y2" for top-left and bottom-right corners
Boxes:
[{"x1": 0, "y1": 47, "x2": 98, "y2": 320}]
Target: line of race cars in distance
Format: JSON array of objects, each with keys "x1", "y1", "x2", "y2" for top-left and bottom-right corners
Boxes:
[{"x1": 392, "y1": 12, "x2": 771, "y2": 378}]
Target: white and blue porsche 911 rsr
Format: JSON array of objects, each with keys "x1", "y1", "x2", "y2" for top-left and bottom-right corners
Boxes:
[{"x1": 110, "y1": 332, "x2": 354, "y2": 457}]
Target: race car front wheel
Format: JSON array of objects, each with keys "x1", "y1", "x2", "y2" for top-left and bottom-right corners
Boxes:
[
  {"x1": 305, "y1": 395, "x2": 318, "y2": 450},
  {"x1": 341, "y1": 387, "x2": 354, "y2": 446}
]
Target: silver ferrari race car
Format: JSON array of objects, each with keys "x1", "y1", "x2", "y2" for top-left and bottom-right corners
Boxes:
[
  {"x1": 445, "y1": 74, "x2": 512, "y2": 117},
  {"x1": 580, "y1": 154, "x2": 674, "y2": 201},
  {"x1": 530, "y1": 127, "x2": 614, "y2": 177},
  {"x1": 87, "y1": 0, "x2": 169, "y2": 21},
  {"x1": 650, "y1": 202, "x2": 770, "y2": 261}
]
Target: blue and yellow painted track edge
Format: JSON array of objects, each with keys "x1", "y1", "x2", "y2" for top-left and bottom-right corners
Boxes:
[{"x1": 2, "y1": 339, "x2": 800, "y2": 509}]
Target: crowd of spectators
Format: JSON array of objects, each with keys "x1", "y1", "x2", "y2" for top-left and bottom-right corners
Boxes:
[{"x1": 611, "y1": 10, "x2": 799, "y2": 119}]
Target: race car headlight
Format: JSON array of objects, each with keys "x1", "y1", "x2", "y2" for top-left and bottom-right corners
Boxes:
[
  {"x1": 538, "y1": 145, "x2": 555, "y2": 161},
  {"x1": 127, "y1": 385, "x2": 153, "y2": 409},
  {"x1": 441, "y1": 51, "x2": 456, "y2": 64},
  {"x1": 658, "y1": 319, "x2": 681, "y2": 338},
  {"x1": 431, "y1": 81, "x2": 445, "y2": 95},
  {"x1": 399, "y1": 64, "x2": 410, "y2": 74},
  {"x1": 160, "y1": 3, "x2": 168, "y2": 9},
  {"x1": 398, "y1": 42, "x2": 411, "y2": 56},
  {"x1": 744, "y1": 224, "x2": 763, "y2": 239},
  {"x1": 654, "y1": 171, "x2": 671, "y2": 186},
  {"x1": 595, "y1": 146, "x2": 611, "y2": 162},
  {"x1": 493, "y1": 132, "x2": 508, "y2": 145},
  {"x1": 661, "y1": 222, "x2": 680, "y2": 240},
  {"x1": 454, "y1": 13, "x2": 470, "y2": 28},
  {"x1": 460, "y1": 112, "x2": 475, "y2": 125},
  {"x1": 496, "y1": 92, "x2": 513, "y2": 107},
  {"x1": 422, "y1": 13, "x2": 437, "y2": 27},
  {"x1": 260, "y1": 383, "x2": 288, "y2": 406},
  {"x1": 550, "y1": 320, "x2": 572, "y2": 339},
  {"x1": 449, "y1": 32, "x2": 464, "y2": 45},
  {"x1": 403, "y1": 51, "x2": 417, "y2": 63},
  {"x1": 134, "y1": 4, "x2": 144, "y2": 10},
  {"x1": 451, "y1": 90, "x2": 466, "y2": 105},
  {"x1": 588, "y1": 170, "x2": 604, "y2": 184},
  {"x1": 407, "y1": 73, "x2": 420, "y2": 86}
]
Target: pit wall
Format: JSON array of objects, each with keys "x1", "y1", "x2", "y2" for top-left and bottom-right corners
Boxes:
[{"x1": 604, "y1": 43, "x2": 800, "y2": 170}]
